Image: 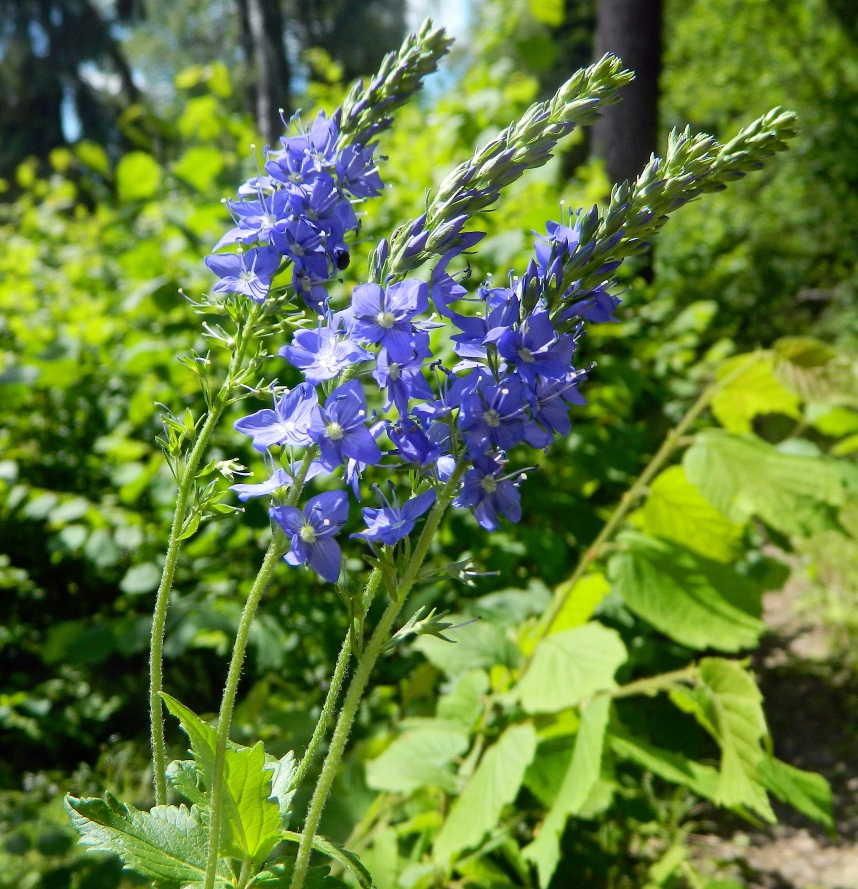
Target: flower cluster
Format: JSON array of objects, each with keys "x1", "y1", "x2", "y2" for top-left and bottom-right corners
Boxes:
[
  {"x1": 205, "y1": 110, "x2": 382, "y2": 309},
  {"x1": 227, "y1": 195, "x2": 609, "y2": 582}
]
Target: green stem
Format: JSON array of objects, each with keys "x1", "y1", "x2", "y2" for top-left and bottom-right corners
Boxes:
[
  {"x1": 289, "y1": 461, "x2": 468, "y2": 889},
  {"x1": 149, "y1": 302, "x2": 262, "y2": 804},
  {"x1": 524, "y1": 352, "x2": 767, "y2": 664},
  {"x1": 203, "y1": 451, "x2": 314, "y2": 889},
  {"x1": 597, "y1": 665, "x2": 698, "y2": 702}
]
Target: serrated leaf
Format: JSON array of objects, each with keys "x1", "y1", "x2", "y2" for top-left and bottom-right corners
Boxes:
[
  {"x1": 515, "y1": 623, "x2": 627, "y2": 713},
  {"x1": 711, "y1": 356, "x2": 801, "y2": 434},
  {"x1": 167, "y1": 760, "x2": 208, "y2": 807},
  {"x1": 433, "y1": 723, "x2": 537, "y2": 866},
  {"x1": 252, "y1": 861, "x2": 348, "y2": 888},
  {"x1": 757, "y1": 755, "x2": 834, "y2": 829},
  {"x1": 64, "y1": 793, "x2": 231, "y2": 885},
  {"x1": 608, "y1": 532, "x2": 765, "y2": 652},
  {"x1": 221, "y1": 741, "x2": 282, "y2": 863},
  {"x1": 264, "y1": 751, "x2": 297, "y2": 822},
  {"x1": 162, "y1": 693, "x2": 218, "y2": 781},
  {"x1": 365, "y1": 724, "x2": 470, "y2": 794},
  {"x1": 639, "y1": 466, "x2": 744, "y2": 563},
  {"x1": 683, "y1": 430, "x2": 847, "y2": 537},
  {"x1": 414, "y1": 617, "x2": 521, "y2": 676},
  {"x1": 523, "y1": 697, "x2": 611, "y2": 888},
  {"x1": 774, "y1": 336, "x2": 842, "y2": 404},
  {"x1": 280, "y1": 831, "x2": 373, "y2": 889},
  {"x1": 608, "y1": 731, "x2": 719, "y2": 800},
  {"x1": 670, "y1": 658, "x2": 774, "y2": 822}
]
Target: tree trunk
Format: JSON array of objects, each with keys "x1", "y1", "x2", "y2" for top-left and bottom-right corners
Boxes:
[
  {"x1": 591, "y1": 0, "x2": 663, "y2": 185},
  {"x1": 237, "y1": 0, "x2": 291, "y2": 146}
]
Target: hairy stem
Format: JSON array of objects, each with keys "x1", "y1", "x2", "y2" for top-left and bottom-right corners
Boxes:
[
  {"x1": 149, "y1": 302, "x2": 261, "y2": 804},
  {"x1": 525, "y1": 352, "x2": 766, "y2": 660},
  {"x1": 289, "y1": 461, "x2": 467, "y2": 889},
  {"x1": 203, "y1": 451, "x2": 314, "y2": 889}
]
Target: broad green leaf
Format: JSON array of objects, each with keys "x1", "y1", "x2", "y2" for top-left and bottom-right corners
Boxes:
[
  {"x1": 639, "y1": 466, "x2": 744, "y2": 562},
  {"x1": 684, "y1": 430, "x2": 847, "y2": 537},
  {"x1": 280, "y1": 831, "x2": 373, "y2": 889},
  {"x1": 548, "y1": 573, "x2": 611, "y2": 633},
  {"x1": 608, "y1": 532, "x2": 765, "y2": 652},
  {"x1": 365, "y1": 724, "x2": 469, "y2": 794},
  {"x1": 530, "y1": 0, "x2": 564, "y2": 26},
  {"x1": 221, "y1": 741, "x2": 282, "y2": 863},
  {"x1": 173, "y1": 146, "x2": 224, "y2": 191},
  {"x1": 64, "y1": 794, "x2": 230, "y2": 885},
  {"x1": 515, "y1": 622, "x2": 626, "y2": 714},
  {"x1": 757, "y1": 755, "x2": 834, "y2": 829},
  {"x1": 166, "y1": 760, "x2": 208, "y2": 807},
  {"x1": 523, "y1": 697, "x2": 611, "y2": 888},
  {"x1": 415, "y1": 617, "x2": 521, "y2": 676},
  {"x1": 711, "y1": 356, "x2": 801, "y2": 433},
  {"x1": 116, "y1": 151, "x2": 161, "y2": 202},
  {"x1": 774, "y1": 336, "x2": 841, "y2": 403},
  {"x1": 436, "y1": 669, "x2": 490, "y2": 729},
  {"x1": 433, "y1": 723, "x2": 537, "y2": 866},
  {"x1": 253, "y1": 861, "x2": 348, "y2": 888},
  {"x1": 523, "y1": 736, "x2": 575, "y2": 808},
  {"x1": 161, "y1": 693, "x2": 217, "y2": 781},
  {"x1": 608, "y1": 731, "x2": 719, "y2": 800},
  {"x1": 670, "y1": 658, "x2": 774, "y2": 822}
]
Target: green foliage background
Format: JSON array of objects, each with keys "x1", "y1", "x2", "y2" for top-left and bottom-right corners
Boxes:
[{"x1": 2, "y1": 1, "x2": 858, "y2": 887}]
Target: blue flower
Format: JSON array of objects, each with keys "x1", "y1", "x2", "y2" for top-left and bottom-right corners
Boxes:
[
  {"x1": 233, "y1": 383, "x2": 318, "y2": 451},
  {"x1": 354, "y1": 488, "x2": 436, "y2": 546},
  {"x1": 309, "y1": 380, "x2": 383, "y2": 470},
  {"x1": 458, "y1": 376, "x2": 529, "y2": 456},
  {"x1": 271, "y1": 217, "x2": 328, "y2": 276},
  {"x1": 280, "y1": 324, "x2": 371, "y2": 384},
  {"x1": 213, "y1": 189, "x2": 293, "y2": 250},
  {"x1": 453, "y1": 455, "x2": 522, "y2": 531},
  {"x1": 205, "y1": 246, "x2": 281, "y2": 303},
  {"x1": 560, "y1": 285, "x2": 622, "y2": 323},
  {"x1": 530, "y1": 373, "x2": 587, "y2": 437},
  {"x1": 270, "y1": 490, "x2": 348, "y2": 583},
  {"x1": 229, "y1": 468, "x2": 292, "y2": 501},
  {"x1": 372, "y1": 348, "x2": 434, "y2": 415},
  {"x1": 336, "y1": 143, "x2": 384, "y2": 198},
  {"x1": 496, "y1": 311, "x2": 570, "y2": 385},
  {"x1": 349, "y1": 279, "x2": 429, "y2": 362}
]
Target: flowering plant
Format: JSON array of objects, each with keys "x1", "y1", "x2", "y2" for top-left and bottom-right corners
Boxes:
[{"x1": 63, "y1": 20, "x2": 809, "y2": 889}]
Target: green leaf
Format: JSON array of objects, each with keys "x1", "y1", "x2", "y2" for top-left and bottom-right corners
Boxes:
[
  {"x1": 414, "y1": 617, "x2": 521, "y2": 676},
  {"x1": 757, "y1": 755, "x2": 834, "y2": 829},
  {"x1": 515, "y1": 623, "x2": 627, "y2": 713},
  {"x1": 683, "y1": 429, "x2": 847, "y2": 537},
  {"x1": 433, "y1": 723, "x2": 537, "y2": 866},
  {"x1": 161, "y1": 693, "x2": 217, "y2": 781},
  {"x1": 173, "y1": 146, "x2": 224, "y2": 191},
  {"x1": 639, "y1": 466, "x2": 745, "y2": 563},
  {"x1": 119, "y1": 561, "x2": 162, "y2": 595},
  {"x1": 523, "y1": 736, "x2": 575, "y2": 808},
  {"x1": 436, "y1": 669, "x2": 490, "y2": 730},
  {"x1": 608, "y1": 532, "x2": 766, "y2": 652},
  {"x1": 166, "y1": 760, "x2": 208, "y2": 807},
  {"x1": 711, "y1": 356, "x2": 801, "y2": 433},
  {"x1": 64, "y1": 793, "x2": 231, "y2": 885},
  {"x1": 670, "y1": 658, "x2": 774, "y2": 821},
  {"x1": 252, "y1": 861, "x2": 348, "y2": 888},
  {"x1": 773, "y1": 336, "x2": 841, "y2": 403},
  {"x1": 221, "y1": 741, "x2": 282, "y2": 863},
  {"x1": 365, "y1": 724, "x2": 470, "y2": 794},
  {"x1": 523, "y1": 697, "x2": 611, "y2": 888},
  {"x1": 116, "y1": 151, "x2": 162, "y2": 202},
  {"x1": 547, "y1": 573, "x2": 611, "y2": 633},
  {"x1": 530, "y1": 0, "x2": 564, "y2": 26},
  {"x1": 280, "y1": 831, "x2": 373, "y2": 889},
  {"x1": 608, "y1": 731, "x2": 719, "y2": 800},
  {"x1": 264, "y1": 751, "x2": 297, "y2": 822}
]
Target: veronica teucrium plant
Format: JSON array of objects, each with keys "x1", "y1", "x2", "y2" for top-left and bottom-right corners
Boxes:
[{"x1": 64, "y1": 20, "x2": 799, "y2": 889}]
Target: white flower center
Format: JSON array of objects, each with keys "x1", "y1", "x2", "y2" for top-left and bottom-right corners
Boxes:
[
  {"x1": 480, "y1": 476, "x2": 498, "y2": 494},
  {"x1": 483, "y1": 408, "x2": 501, "y2": 428},
  {"x1": 376, "y1": 311, "x2": 397, "y2": 329},
  {"x1": 519, "y1": 347, "x2": 535, "y2": 363},
  {"x1": 300, "y1": 522, "x2": 317, "y2": 543},
  {"x1": 239, "y1": 270, "x2": 255, "y2": 284},
  {"x1": 326, "y1": 421, "x2": 344, "y2": 441},
  {"x1": 388, "y1": 363, "x2": 401, "y2": 381}
]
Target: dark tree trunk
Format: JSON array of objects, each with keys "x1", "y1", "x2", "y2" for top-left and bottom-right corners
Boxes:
[
  {"x1": 591, "y1": 0, "x2": 663, "y2": 185},
  {"x1": 237, "y1": 0, "x2": 291, "y2": 146}
]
